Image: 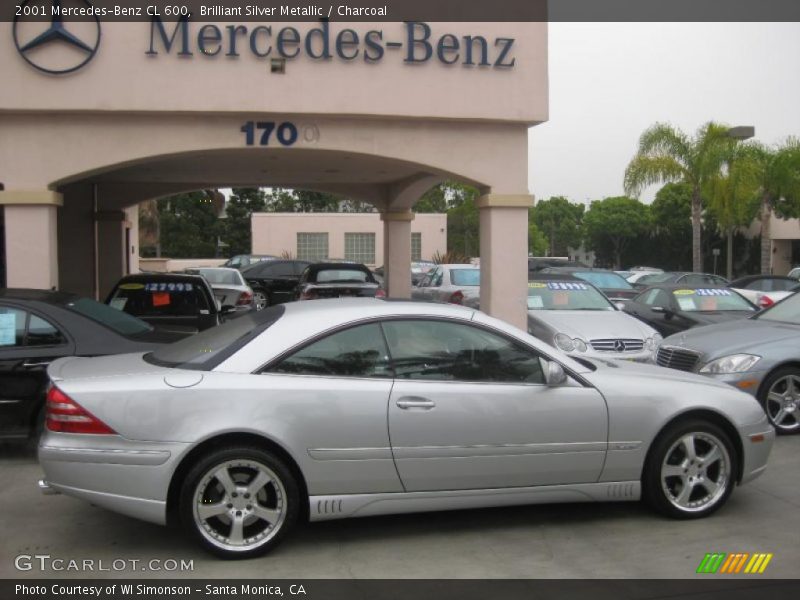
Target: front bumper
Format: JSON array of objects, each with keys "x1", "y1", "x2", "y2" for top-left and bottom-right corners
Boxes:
[
  {"x1": 737, "y1": 417, "x2": 775, "y2": 484},
  {"x1": 700, "y1": 369, "x2": 769, "y2": 397},
  {"x1": 569, "y1": 349, "x2": 654, "y2": 363},
  {"x1": 38, "y1": 431, "x2": 191, "y2": 525}
]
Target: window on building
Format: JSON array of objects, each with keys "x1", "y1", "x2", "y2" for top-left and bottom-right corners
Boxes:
[
  {"x1": 297, "y1": 233, "x2": 329, "y2": 261},
  {"x1": 411, "y1": 232, "x2": 422, "y2": 262},
  {"x1": 344, "y1": 233, "x2": 376, "y2": 264}
]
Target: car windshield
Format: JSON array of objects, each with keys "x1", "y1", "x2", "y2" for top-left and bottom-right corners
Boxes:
[
  {"x1": 450, "y1": 269, "x2": 480, "y2": 286},
  {"x1": 196, "y1": 269, "x2": 242, "y2": 285},
  {"x1": 315, "y1": 269, "x2": 371, "y2": 283},
  {"x1": 756, "y1": 291, "x2": 800, "y2": 325},
  {"x1": 671, "y1": 289, "x2": 755, "y2": 312},
  {"x1": 527, "y1": 281, "x2": 615, "y2": 311},
  {"x1": 65, "y1": 297, "x2": 152, "y2": 336},
  {"x1": 108, "y1": 280, "x2": 210, "y2": 317},
  {"x1": 145, "y1": 305, "x2": 285, "y2": 370},
  {"x1": 572, "y1": 271, "x2": 633, "y2": 290}
]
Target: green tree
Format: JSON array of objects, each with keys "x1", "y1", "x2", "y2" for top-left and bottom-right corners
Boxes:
[
  {"x1": 584, "y1": 197, "x2": 652, "y2": 269},
  {"x1": 746, "y1": 139, "x2": 800, "y2": 273},
  {"x1": 219, "y1": 188, "x2": 267, "y2": 256},
  {"x1": 445, "y1": 183, "x2": 481, "y2": 256},
  {"x1": 704, "y1": 145, "x2": 760, "y2": 279},
  {"x1": 650, "y1": 183, "x2": 692, "y2": 270},
  {"x1": 531, "y1": 196, "x2": 584, "y2": 256},
  {"x1": 624, "y1": 121, "x2": 732, "y2": 272},
  {"x1": 157, "y1": 191, "x2": 220, "y2": 258},
  {"x1": 414, "y1": 185, "x2": 448, "y2": 213},
  {"x1": 528, "y1": 217, "x2": 549, "y2": 256}
]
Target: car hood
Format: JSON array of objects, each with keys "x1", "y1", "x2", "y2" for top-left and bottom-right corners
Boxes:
[
  {"x1": 529, "y1": 310, "x2": 657, "y2": 340},
  {"x1": 585, "y1": 356, "x2": 736, "y2": 391},
  {"x1": 662, "y1": 317, "x2": 800, "y2": 355}
]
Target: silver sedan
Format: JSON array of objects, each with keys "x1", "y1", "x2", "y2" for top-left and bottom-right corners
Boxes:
[{"x1": 39, "y1": 300, "x2": 773, "y2": 558}]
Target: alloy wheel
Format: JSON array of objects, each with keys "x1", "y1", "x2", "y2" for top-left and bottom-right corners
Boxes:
[
  {"x1": 253, "y1": 291, "x2": 268, "y2": 311},
  {"x1": 765, "y1": 374, "x2": 800, "y2": 432},
  {"x1": 660, "y1": 432, "x2": 730, "y2": 514}
]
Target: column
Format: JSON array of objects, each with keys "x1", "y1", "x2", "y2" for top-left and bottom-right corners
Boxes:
[
  {"x1": 381, "y1": 210, "x2": 414, "y2": 299},
  {"x1": 96, "y1": 210, "x2": 128, "y2": 299},
  {"x1": 478, "y1": 194, "x2": 534, "y2": 330},
  {"x1": 0, "y1": 191, "x2": 61, "y2": 290}
]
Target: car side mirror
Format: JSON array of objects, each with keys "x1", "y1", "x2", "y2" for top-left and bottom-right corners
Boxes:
[{"x1": 543, "y1": 360, "x2": 568, "y2": 387}]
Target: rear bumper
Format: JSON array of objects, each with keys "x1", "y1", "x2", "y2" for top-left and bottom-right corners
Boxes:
[{"x1": 38, "y1": 431, "x2": 191, "y2": 526}]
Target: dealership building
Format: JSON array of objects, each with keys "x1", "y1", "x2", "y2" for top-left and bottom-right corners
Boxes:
[{"x1": 0, "y1": 15, "x2": 546, "y2": 327}]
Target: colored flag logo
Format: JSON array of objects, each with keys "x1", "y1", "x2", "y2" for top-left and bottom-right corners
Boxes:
[{"x1": 696, "y1": 553, "x2": 773, "y2": 574}]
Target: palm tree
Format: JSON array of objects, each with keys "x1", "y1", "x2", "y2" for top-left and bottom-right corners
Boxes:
[
  {"x1": 704, "y1": 144, "x2": 760, "y2": 279},
  {"x1": 746, "y1": 139, "x2": 800, "y2": 273},
  {"x1": 624, "y1": 122, "x2": 732, "y2": 272}
]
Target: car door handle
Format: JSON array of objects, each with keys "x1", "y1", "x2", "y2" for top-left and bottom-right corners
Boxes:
[
  {"x1": 396, "y1": 397, "x2": 436, "y2": 410},
  {"x1": 22, "y1": 360, "x2": 51, "y2": 369}
]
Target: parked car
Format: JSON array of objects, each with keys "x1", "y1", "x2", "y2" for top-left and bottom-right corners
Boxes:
[
  {"x1": 787, "y1": 267, "x2": 800, "y2": 281},
  {"x1": 632, "y1": 272, "x2": 729, "y2": 290},
  {"x1": 655, "y1": 290, "x2": 800, "y2": 434},
  {"x1": 241, "y1": 260, "x2": 311, "y2": 310},
  {"x1": 185, "y1": 267, "x2": 254, "y2": 314},
  {"x1": 624, "y1": 285, "x2": 757, "y2": 337},
  {"x1": 105, "y1": 273, "x2": 224, "y2": 334},
  {"x1": 0, "y1": 289, "x2": 184, "y2": 443},
  {"x1": 39, "y1": 299, "x2": 774, "y2": 558},
  {"x1": 528, "y1": 257, "x2": 587, "y2": 273},
  {"x1": 222, "y1": 255, "x2": 277, "y2": 270},
  {"x1": 539, "y1": 267, "x2": 638, "y2": 301},
  {"x1": 373, "y1": 262, "x2": 435, "y2": 287},
  {"x1": 626, "y1": 269, "x2": 664, "y2": 284},
  {"x1": 729, "y1": 275, "x2": 800, "y2": 309},
  {"x1": 526, "y1": 275, "x2": 660, "y2": 362},
  {"x1": 412, "y1": 263, "x2": 480, "y2": 307},
  {"x1": 295, "y1": 263, "x2": 385, "y2": 300}
]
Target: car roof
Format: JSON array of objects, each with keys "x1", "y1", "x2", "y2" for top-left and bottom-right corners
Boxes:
[
  {"x1": 543, "y1": 266, "x2": 616, "y2": 273},
  {"x1": 528, "y1": 273, "x2": 583, "y2": 282},
  {"x1": 119, "y1": 273, "x2": 206, "y2": 282},
  {"x1": 0, "y1": 288, "x2": 79, "y2": 304},
  {"x1": 730, "y1": 275, "x2": 797, "y2": 285},
  {"x1": 307, "y1": 262, "x2": 368, "y2": 270}
]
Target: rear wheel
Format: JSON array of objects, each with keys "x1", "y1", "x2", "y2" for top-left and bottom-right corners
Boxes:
[
  {"x1": 179, "y1": 446, "x2": 300, "y2": 559},
  {"x1": 758, "y1": 367, "x2": 800, "y2": 434},
  {"x1": 253, "y1": 290, "x2": 269, "y2": 311},
  {"x1": 643, "y1": 420, "x2": 736, "y2": 519}
]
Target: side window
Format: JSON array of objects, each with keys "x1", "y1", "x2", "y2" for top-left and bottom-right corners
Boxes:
[
  {"x1": 270, "y1": 323, "x2": 391, "y2": 378},
  {"x1": 639, "y1": 288, "x2": 661, "y2": 305},
  {"x1": 0, "y1": 307, "x2": 26, "y2": 348},
  {"x1": 272, "y1": 263, "x2": 296, "y2": 278},
  {"x1": 381, "y1": 320, "x2": 545, "y2": 384},
  {"x1": 429, "y1": 267, "x2": 443, "y2": 287},
  {"x1": 27, "y1": 314, "x2": 66, "y2": 347}
]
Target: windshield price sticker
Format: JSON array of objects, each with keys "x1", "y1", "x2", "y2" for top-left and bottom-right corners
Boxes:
[
  {"x1": 528, "y1": 282, "x2": 547, "y2": 288},
  {"x1": 145, "y1": 283, "x2": 193, "y2": 292},
  {"x1": 696, "y1": 288, "x2": 731, "y2": 296},
  {"x1": 547, "y1": 282, "x2": 588, "y2": 291}
]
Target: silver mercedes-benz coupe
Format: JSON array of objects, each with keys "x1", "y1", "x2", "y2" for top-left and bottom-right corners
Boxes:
[{"x1": 38, "y1": 299, "x2": 774, "y2": 558}]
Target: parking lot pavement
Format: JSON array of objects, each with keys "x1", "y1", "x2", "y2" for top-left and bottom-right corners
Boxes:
[{"x1": 1, "y1": 436, "x2": 798, "y2": 580}]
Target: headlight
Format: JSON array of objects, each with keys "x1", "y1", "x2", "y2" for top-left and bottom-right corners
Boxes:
[
  {"x1": 554, "y1": 333, "x2": 587, "y2": 353},
  {"x1": 554, "y1": 333, "x2": 575, "y2": 352},
  {"x1": 700, "y1": 354, "x2": 761, "y2": 374},
  {"x1": 645, "y1": 333, "x2": 663, "y2": 350}
]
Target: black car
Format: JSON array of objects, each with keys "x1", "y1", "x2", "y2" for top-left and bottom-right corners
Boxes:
[
  {"x1": 729, "y1": 275, "x2": 800, "y2": 294},
  {"x1": 539, "y1": 267, "x2": 638, "y2": 301},
  {"x1": 105, "y1": 273, "x2": 224, "y2": 334},
  {"x1": 295, "y1": 262, "x2": 384, "y2": 300},
  {"x1": 222, "y1": 254, "x2": 277, "y2": 270},
  {"x1": 528, "y1": 257, "x2": 587, "y2": 273},
  {"x1": 242, "y1": 259, "x2": 312, "y2": 310},
  {"x1": 632, "y1": 271, "x2": 729, "y2": 290},
  {"x1": 0, "y1": 289, "x2": 184, "y2": 442},
  {"x1": 623, "y1": 284, "x2": 757, "y2": 337}
]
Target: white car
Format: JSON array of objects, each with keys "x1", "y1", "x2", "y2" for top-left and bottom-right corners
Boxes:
[
  {"x1": 527, "y1": 276, "x2": 661, "y2": 362},
  {"x1": 729, "y1": 275, "x2": 800, "y2": 309},
  {"x1": 412, "y1": 264, "x2": 480, "y2": 308},
  {"x1": 627, "y1": 270, "x2": 664, "y2": 284}
]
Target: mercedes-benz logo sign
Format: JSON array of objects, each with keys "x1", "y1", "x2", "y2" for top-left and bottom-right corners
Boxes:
[
  {"x1": 13, "y1": 0, "x2": 101, "y2": 75},
  {"x1": 613, "y1": 340, "x2": 626, "y2": 353}
]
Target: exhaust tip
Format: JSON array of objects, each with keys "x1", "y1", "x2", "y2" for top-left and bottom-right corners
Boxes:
[{"x1": 38, "y1": 479, "x2": 59, "y2": 495}]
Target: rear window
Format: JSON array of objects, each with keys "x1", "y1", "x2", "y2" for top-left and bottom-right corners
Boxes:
[
  {"x1": 573, "y1": 271, "x2": 633, "y2": 290},
  {"x1": 145, "y1": 305, "x2": 285, "y2": 370},
  {"x1": 314, "y1": 269, "x2": 372, "y2": 283},
  {"x1": 196, "y1": 269, "x2": 243, "y2": 285},
  {"x1": 450, "y1": 269, "x2": 480, "y2": 286},
  {"x1": 108, "y1": 280, "x2": 210, "y2": 317}
]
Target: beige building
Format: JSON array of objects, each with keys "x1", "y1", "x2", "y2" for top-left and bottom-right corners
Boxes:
[
  {"x1": 0, "y1": 17, "x2": 548, "y2": 328},
  {"x1": 251, "y1": 212, "x2": 446, "y2": 266}
]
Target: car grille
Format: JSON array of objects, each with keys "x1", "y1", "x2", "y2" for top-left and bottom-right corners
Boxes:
[
  {"x1": 656, "y1": 346, "x2": 701, "y2": 372},
  {"x1": 589, "y1": 338, "x2": 644, "y2": 352}
]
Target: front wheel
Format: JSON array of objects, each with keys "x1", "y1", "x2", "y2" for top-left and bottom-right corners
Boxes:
[
  {"x1": 179, "y1": 447, "x2": 300, "y2": 559},
  {"x1": 758, "y1": 367, "x2": 800, "y2": 434},
  {"x1": 643, "y1": 420, "x2": 736, "y2": 519}
]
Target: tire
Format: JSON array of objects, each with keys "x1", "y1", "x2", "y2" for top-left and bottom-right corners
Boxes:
[
  {"x1": 758, "y1": 367, "x2": 800, "y2": 435},
  {"x1": 253, "y1": 290, "x2": 269, "y2": 311},
  {"x1": 643, "y1": 419, "x2": 737, "y2": 519},
  {"x1": 179, "y1": 446, "x2": 300, "y2": 559}
]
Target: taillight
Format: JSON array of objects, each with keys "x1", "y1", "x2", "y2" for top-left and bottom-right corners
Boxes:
[
  {"x1": 237, "y1": 290, "x2": 253, "y2": 306},
  {"x1": 375, "y1": 288, "x2": 387, "y2": 299},
  {"x1": 449, "y1": 290, "x2": 464, "y2": 305},
  {"x1": 46, "y1": 386, "x2": 116, "y2": 435},
  {"x1": 759, "y1": 295, "x2": 775, "y2": 309},
  {"x1": 300, "y1": 289, "x2": 317, "y2": 300}
]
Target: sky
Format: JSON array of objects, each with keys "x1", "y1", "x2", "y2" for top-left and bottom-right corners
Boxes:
[{"x1": 528, "y1": 22, "x2": 800, "y2": 205}]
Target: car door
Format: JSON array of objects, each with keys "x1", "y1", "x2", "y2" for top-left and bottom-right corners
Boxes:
[
  {"x1": 264, "y1": 262, "x2": 302, "y2": 305},
  {"x1": 383, "y1": 318, "x2": 608, "y2": 492},
  {"x1": 0, "y1": 306, "x2": 73, "y2": 438},
  {"x1": 425, "y1": 267, "x2": 444, "y2": 302},
  {"x1": 263, "y1": 322, "x2": 402, "y2": 494}
]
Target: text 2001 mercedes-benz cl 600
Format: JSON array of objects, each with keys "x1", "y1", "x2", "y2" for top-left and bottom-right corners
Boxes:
[{"x1": 38, "y1": 299, "x2": 774, "y2": 558}]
